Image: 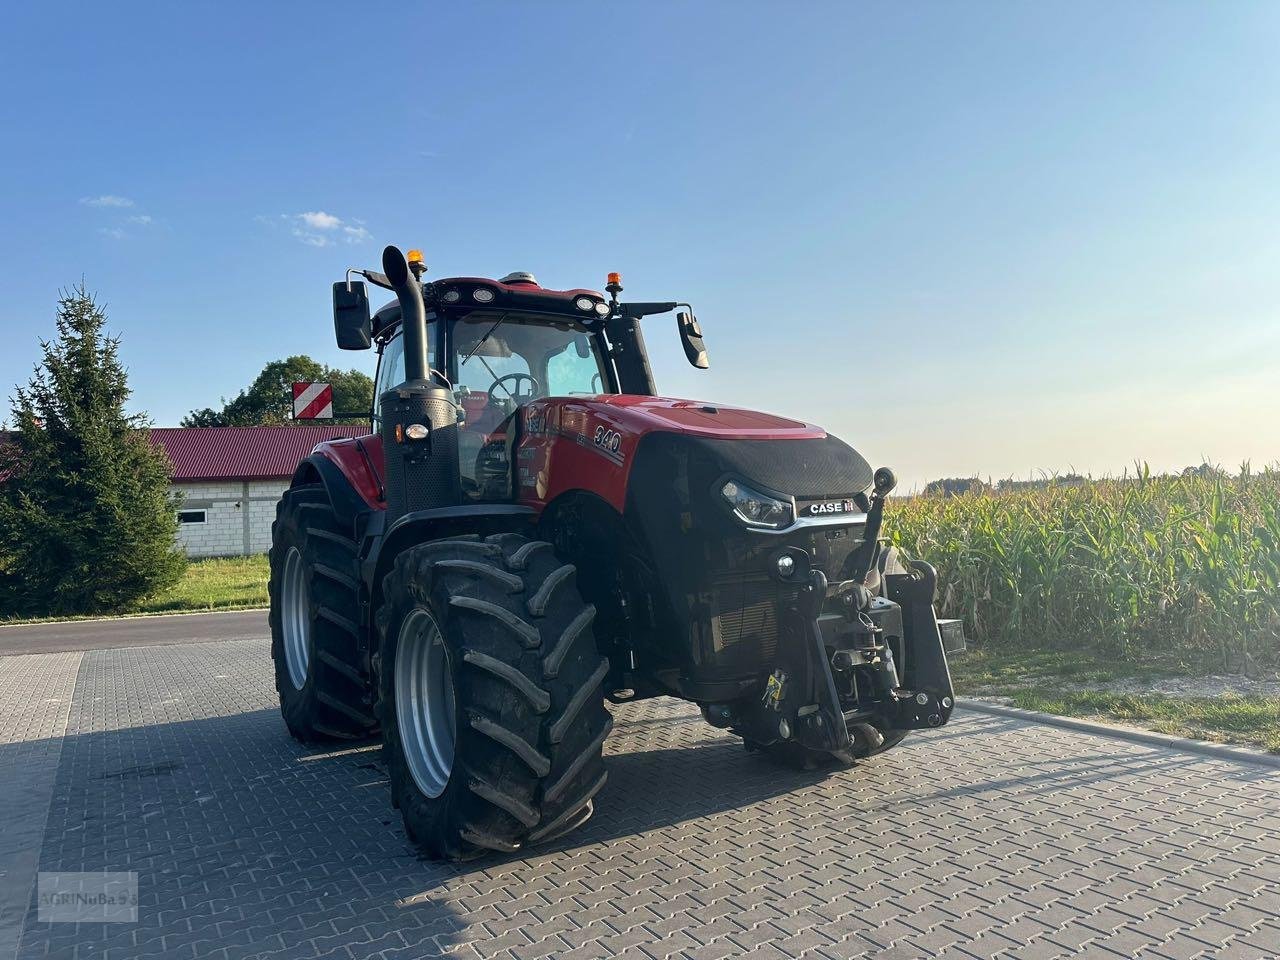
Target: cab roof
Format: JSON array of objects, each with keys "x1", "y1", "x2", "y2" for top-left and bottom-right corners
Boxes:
[{"x1": 372, "y1": 275, "x2": 607, "y2": 340}]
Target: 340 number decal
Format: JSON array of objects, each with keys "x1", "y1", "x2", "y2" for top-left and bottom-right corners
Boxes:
[{"x1": 593, "y1": 425, "x2": 622, "y2": 453}]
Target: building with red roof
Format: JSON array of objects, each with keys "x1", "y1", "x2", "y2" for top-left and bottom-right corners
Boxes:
[{"x1": 150, "y1": 425, "x2": 368, "y2": 557}]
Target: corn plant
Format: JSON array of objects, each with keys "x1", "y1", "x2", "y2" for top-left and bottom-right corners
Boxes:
[{"x1": 890, "y1": 466, "x2": 1280, "y2": 671}]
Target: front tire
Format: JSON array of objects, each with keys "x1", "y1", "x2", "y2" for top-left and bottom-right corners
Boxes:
[
  {"x1": 750, "y1": 726, "x2": 908, "y2": 770},
  {"x1": 268, "y1": 484, "x2": 377, "y2": 742},
  {"x1": 377, "y1": 534, "x2": 612, "y2": 860}
]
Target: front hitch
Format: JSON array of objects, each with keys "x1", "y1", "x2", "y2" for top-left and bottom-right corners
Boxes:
[{"x1": 727, "y1": 559, "x2": 956, "y2": 752}]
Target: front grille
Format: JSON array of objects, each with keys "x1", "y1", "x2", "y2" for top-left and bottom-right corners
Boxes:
[
  {"x1": 711, "y1": 575, "x2": 799, "y2": 666},
  {"x1": 719, "y1": 597, "x2": 775, "y2": 644}
]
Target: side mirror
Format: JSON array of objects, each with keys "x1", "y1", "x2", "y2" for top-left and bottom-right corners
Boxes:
[
  {"x1": 677, "y1": 311, "x2": 709, "y2": 369},
  {"x1": 333, "y1": 281, "x2": 372, "y2": 350}
]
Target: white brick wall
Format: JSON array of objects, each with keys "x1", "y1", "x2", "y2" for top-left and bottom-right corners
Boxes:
[{"x1": 172, "y1": 479, "x2": 291, "y2": 558}]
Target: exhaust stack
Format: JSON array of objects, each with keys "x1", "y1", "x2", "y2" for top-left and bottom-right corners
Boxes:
[
  {"x1": 379, "y1": 245, "x2": 461, "y2": 519},
  {"x1": 383, "y1": 245, "x2": 431, "y2": 385}
]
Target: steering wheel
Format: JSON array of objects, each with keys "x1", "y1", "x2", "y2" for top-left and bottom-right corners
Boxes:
[{"x1": 488, "y1": 372, "x2": 540, "y2": 405}]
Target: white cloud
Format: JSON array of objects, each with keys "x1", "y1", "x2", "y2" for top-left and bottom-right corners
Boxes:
[
  {"x1": 128, "y1": 214, "x2": 153, "y2": 225},
  {"x1": 272, "y1": 211, "x2": 372, "y2": 248},
  {"x1": 81, "y1": 194, "x2": 134, "y2": 208},
  {"x1": 298, "y1": 210, "x2": 342, "y2": 230},
  {"x1": 292, "y1": 228, "x2": 332, "y2": 248},
  {"x1": 98, "y1": 226, "x2": 127, "y2": 240}
]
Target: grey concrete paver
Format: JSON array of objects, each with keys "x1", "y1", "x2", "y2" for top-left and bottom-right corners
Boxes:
[
  {"x1": 0, "y1": 637, "x2": 1277, "y2": 960},
  {"x1": 0, "y1": 651, "x2": 81, "y2": 958}
]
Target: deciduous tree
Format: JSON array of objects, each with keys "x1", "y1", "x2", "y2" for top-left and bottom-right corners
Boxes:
[{"x1": 181, "y1": 356, "x2": 373, "y2": 426}]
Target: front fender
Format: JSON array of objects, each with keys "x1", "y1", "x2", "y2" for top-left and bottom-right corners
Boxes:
[
  {"x1": 290, "y1": 452, "x2": 379, "y2": 541},
  {"x1": 366, "y1": 505, "x2": 538, "y2": 638}
]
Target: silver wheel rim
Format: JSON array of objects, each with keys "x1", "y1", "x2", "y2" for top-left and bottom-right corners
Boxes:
[
  {"x1": 395, "y1": 609, "x2": 456, "y2": 799},
  {"x1": 281, "y1": 546, "x2": 310, "y2": 690}
]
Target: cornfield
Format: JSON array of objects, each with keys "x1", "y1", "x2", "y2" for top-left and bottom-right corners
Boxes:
[{"x1": 890, "y1": 466, "x2": 1280, "y2": 670}]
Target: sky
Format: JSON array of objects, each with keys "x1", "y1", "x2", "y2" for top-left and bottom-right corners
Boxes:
[{"x1": 1, "y1": 1, "x2": 1278, "y2": 490}]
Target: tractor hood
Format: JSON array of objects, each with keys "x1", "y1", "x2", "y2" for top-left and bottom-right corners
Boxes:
[
  {"x1": 583, "y1": 395, "x2": 826, "y2": 441},
  {"x1": 519, "y1": 395, "x2": 873, "y2": 514}
]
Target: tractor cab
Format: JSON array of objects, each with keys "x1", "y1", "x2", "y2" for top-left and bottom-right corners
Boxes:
[{"x1": 364, "y1": 272, "x2": 621, "y2": 498}]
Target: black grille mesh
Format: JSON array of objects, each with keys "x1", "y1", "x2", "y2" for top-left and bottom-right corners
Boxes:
[{"x1": 711, "y1": 576, "x2": 801, "y2": 666}]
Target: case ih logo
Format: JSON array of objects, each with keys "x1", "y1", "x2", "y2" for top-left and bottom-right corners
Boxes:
[
  {"x1": 804, "y1": 498, "x2": 857, "y2": 516},
  {"x1": 292, "y1": 382, "x2": 334, "y2": 420}
]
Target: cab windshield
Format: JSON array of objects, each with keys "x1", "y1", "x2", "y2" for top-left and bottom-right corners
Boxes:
[{"x1": 450, "y1": 312, "x2": 609, "y2": 404}]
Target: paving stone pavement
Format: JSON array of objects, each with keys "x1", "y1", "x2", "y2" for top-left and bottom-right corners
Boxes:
[
  {"x1": 2, "y1": 638, "x2": 1279, "y2": 960},
  {"x1": 0, "y1": 652, "x2": 81, "y2": 958}
]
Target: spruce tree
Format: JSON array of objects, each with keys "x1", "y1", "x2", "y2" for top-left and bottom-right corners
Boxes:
[{"x1": 0, "y1": 284, "x2": 185, "y2": 616}]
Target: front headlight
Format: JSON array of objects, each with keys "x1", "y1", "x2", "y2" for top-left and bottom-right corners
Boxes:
[{"x1": 720, "y1": 479, "x2": 793, "y2": 530}]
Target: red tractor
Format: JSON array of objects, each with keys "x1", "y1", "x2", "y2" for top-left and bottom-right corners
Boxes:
[{"x1": 270, "y1": 246, "x2": 955, "y2": 859}]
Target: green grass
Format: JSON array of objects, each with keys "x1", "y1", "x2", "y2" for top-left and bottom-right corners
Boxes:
[
  {"x1": 950, "y1": 647, "x2": 1193, "y2": 689},
  {"x1": 0, "y1": 555, "x2": 270, "y2": 624},
  {"x1": 136, "y1": 554, "x2": 269, "y2": 614},
  {"x1": 992, "y1": 689, "x2": 1280, "y2": 754},
  {"x1": 951, "y1": 648, "x2": 1280, "y2": 753}
]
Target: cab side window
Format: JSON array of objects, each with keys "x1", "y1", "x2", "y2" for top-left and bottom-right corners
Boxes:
[{"x1": 545, "y1": 335, "x2": 605, "y2": 396}]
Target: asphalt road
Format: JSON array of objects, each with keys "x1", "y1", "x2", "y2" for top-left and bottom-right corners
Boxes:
[{"x1": 0, "y1": 609, "x2": 268, "y2": 657}]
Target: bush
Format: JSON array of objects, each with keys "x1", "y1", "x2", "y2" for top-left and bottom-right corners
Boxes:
[
  {"x1": 0, "y1": 285, "x2": 185, "y2": 616},
  {"x1": 891, "y1": 467, "x2": 1280, "y2": 670}
]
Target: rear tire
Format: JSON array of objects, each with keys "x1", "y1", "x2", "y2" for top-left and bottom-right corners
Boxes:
[
  {"x1": 268, "y1": 484, "x2": 377, "y2": 742},
  {"x1": 376, "y1": 534, "x2": 611, "y2": 860}
]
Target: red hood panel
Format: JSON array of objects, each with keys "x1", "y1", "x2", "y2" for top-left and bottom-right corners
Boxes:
[{"x1": 584, "y1": 395, "x2": 824, "y2": 440}]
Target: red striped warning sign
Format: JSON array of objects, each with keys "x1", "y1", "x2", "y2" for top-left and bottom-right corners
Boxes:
[{"x1": 292, "y1": 382, "x2": 334, "y2": 420}]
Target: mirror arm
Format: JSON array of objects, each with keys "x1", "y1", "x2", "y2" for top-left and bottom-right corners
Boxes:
[
  {"x1": 348, "y1": 266, "x2": 394, "y2": 291},
  {"x1": 619, "y1": 301, "x2": 678, "y2": 319}
]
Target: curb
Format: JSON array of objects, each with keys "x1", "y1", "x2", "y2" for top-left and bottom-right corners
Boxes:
[
  {"x1": 958, "y1": 698, "x2": 1280, "y2": 771},
  {"x1": 0, "y1": 607, "x2": 269, "y2": 630}
]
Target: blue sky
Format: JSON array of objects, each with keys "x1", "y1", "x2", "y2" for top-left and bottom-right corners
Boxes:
[{"x1": 2, "y1": 1, "x2": 1277, "y2": 489}]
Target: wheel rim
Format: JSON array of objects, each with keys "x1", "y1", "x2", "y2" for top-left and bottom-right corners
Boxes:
[
  {"x1": 281, "y1": 546, "x2": 310, "y2": 690},
  {"x1": 395, "y1": 609, "x2": 456, "y2": 799}
]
